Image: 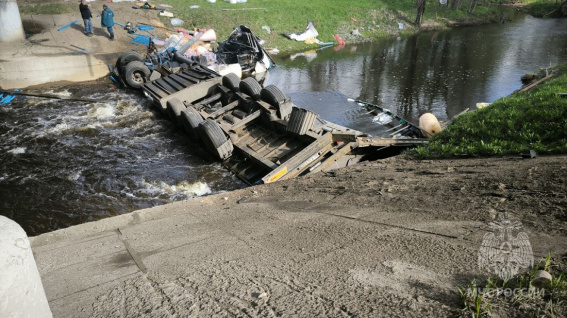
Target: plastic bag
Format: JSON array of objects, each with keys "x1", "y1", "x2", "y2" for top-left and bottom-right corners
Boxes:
[
  {"x1": 372, "y1": 113, "x2": 393, "y2": 125},
  {"x1": 170, "y1": 18, "x2": 184, "y2": 26}
]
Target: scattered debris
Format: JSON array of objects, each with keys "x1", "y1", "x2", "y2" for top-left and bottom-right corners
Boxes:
[
  {"x1": 216, "y1": 25, "x2": 275, "y2": 78},
  {"x1": 70, "y1": 44, "x2": 94, "y2": 54},
  {"x1": 476, "y1": 102, "x2": 490, "y2": 109},
  {"x1": 57, "y1": 20, "x2": 78, "y2": 31},
  {"x1": 261, "y1": 25, "x2": 271, "y2": 34},
  {"x1": 286, "y1": 20, "x2": 319, "y2": 42},
  {"x1": 352, "y1": 29, "x2": 361, "y2": 36},
  {"x1": 160, "y1": 11, "x2": 174, "y2": 17},
  {"x1": 267, "y1": 48, "x2": 279, "y2": 55},
  {"x1": 530, "y1": 270, "x2": 552, "y2": 288},
  {"x1": 350, "y1": 17, "x2": 357, "y2": 22},
  {"x1": 190, "y1": 5, "x2": 200, "y2": 9},
  {"x1": 170, "y1": 18, "x2": 183, "y2": 26},
  {"x1": 334, "y1": 34, "x2": 345, "y2": 45},
  {"x1": 0, "y1": 90, "x2": 103, "y2": 103},
  {"x1": 418, "y1": 113, "x2": 442, "y2": 139},
  {"x1": 398, "y1": 22, "x2": 404, "y2": 30},
  {"x1": 521, "y1": 150, "x2": 538, "y2": 159}
]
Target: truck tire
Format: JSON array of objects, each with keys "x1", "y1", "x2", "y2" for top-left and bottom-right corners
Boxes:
[
  {"x1": 116, "y1": 51, "x2": 143, "y2": 75},
  {"x1": 222, "y1": 73, "x2": 240, "y2": 92},
  {"x1": 286, "y1": 107, "x2": 317, "y2": 135},
  {"x1": 260, "y1": 85, "x2": 291, "y2": 119},
  {"x1": 166, "y1": 98, "x2": 186, "y2": 125},
  {"x1": 198, "y1": 119, "x2": 233, "y2": 160},
  {"x1": 122, "y1": 61, "x2": 150, "y2": 89},
  {"x1": 180, "y1": 106, "x2": 203, "y2": 139},
  {"x1": 239, "y1": 77, "x2": 261, "y2": 100},
  {"x1": 260, "y1": 85, "x2": 286, "y2": 107}
]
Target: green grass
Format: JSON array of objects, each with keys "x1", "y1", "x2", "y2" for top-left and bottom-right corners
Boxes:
[
  {"x1": 526, "y1": 0, "x2": 567, "y2": 17},
  {"x1": 414, "y1": 63, "x2": 567, "y2": 159},
  {"x1": 155, "y1": 0, "x2": 527, "y2": 52},
  {"x1": 457, "y1": 252, "x2": 567, "y2": 317},
  {"x1": 19, "y1": 4, "x2": 74, "y2": 15}
]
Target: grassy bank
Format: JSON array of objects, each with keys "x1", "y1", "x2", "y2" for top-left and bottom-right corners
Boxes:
[
  {"x1": 526, "y1": 0, "x2": 567, "y2": 18},
  {"x1": 159, "y1": 0, "x2": 512, "y2": 52},
  {"x1": 415, "y1": 63, "x2": 567, "y2": 159},
  {"x1": 18, "y1": 0, "x2": 528, "y2": 52}
]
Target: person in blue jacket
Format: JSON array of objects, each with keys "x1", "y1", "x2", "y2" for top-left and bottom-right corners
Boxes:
[{"x1": 101, "y1": 4, "x2": 115, "y2": 41}]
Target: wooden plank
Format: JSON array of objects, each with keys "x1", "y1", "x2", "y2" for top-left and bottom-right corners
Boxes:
[
  {"x1": 308, "y1": 141, "x2": 356, "y2": 174},
  {"x1": 356, "y1": 137, "x2": 429, "y2": 147},
  {"x1": 235, "y1": 144, "x2": 279, "y2": 170},
  {"x1": 519, "y1": 74, "x2": 553, "y2": 93},
  {"x1": 261, "y1": 133, "x2": 332, "y2": 183}
]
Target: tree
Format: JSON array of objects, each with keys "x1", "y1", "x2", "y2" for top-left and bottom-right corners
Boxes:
[
  {"x1": 469, "y1": 0, "x2": 479, "y2": 13},
  {"x1": 415, "y1": 0, "x2": 427, "y2": 28}
]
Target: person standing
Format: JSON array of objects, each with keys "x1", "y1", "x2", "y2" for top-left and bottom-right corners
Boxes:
[
  {"x1": 101, "y1": 4, "x2": 115, "y2": 41},
  {"x1": 79, "y1": 0, "x2": 93, "y2": 36}
]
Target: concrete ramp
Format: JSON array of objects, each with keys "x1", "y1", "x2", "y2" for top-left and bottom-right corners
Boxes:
[{"x1": 0, "y1": 54, "x2": 109, "y2": 89}]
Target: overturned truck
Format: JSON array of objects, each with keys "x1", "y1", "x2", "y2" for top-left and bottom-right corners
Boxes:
[{"x1": 142, "y1": 67, "x2": 428, "y2": 184}]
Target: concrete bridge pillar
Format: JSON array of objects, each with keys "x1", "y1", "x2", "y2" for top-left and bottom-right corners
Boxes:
[
  {"x1": 0, "y1": 0, "x2": 25, "y2": 42},
  {"x1": 0, "y1": 216, "x2": 52, "y2": 318}
]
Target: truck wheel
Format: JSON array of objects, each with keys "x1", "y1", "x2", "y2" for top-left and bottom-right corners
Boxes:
[
  {"x1": 222, "y1": 73, "x2": 240, "y2": 92},
  {"x1": 166, "y1": 98, "x2": 186, "y2": 125},
  {"x1": 286, "y1": 107, "x2": 317, "y2": 135},
  {"x1": 123, "y1": 61, "x2": 150, "y2": 89},
  {"x1": 260, "y1": 85, "x2": 286, "y2": 107},
  {"x1": 116, "y1": 50, "x2": 143, "y2": 74},
  {"x1": 180, "y1": 106, "x2": 203, "y2": 139},
  {"x1": 239, "y1": 77, "x2": 261, "y2": 100},
  {"x1": 198, "y1": 119, "x2": 233, "y2": 160}
]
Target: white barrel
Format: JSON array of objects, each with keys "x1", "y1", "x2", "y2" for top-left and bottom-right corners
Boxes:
[
  {"x1": 0, "y1": 0, "x2": 25, "y2": 42},
  {"x1": 0, "y1": 216, "x2": 52, "y2": 318}
]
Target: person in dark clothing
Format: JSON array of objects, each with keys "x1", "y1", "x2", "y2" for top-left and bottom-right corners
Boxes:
[
  {"x1": 79, "y1": 0, "x2": 93, "y2": 36},
  {"x1": 101, "y1": 4, "x2": 115, "y2": 41}
]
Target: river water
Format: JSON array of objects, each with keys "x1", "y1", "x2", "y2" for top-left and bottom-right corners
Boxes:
[{"x1": 2, "y1": 12, "x2": 567, "y2": 235}]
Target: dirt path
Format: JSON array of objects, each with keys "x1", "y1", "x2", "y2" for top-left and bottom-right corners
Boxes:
[{"x1": 30, "y1": 154, "x2": 567, "y2": 317}]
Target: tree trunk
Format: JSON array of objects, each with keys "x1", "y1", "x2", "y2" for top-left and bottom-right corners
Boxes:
[
  {"x1": 469, "y1": 0, "x2": 478, "y2": 13},
  {"x1": 415, "y1": 0, "x2": 427, "y2": 28},
  {"x1": 452, "y1": 0, "x2": 461, "y2": 10}
]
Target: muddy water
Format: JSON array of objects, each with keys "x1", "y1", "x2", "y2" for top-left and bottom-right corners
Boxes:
[
  {"x1": 0, "y1": 86, "x2": 244, "y2": 235},
  {"x1": 267, "y1": 13, "x2": 567, "y2": 136},
  {"x1": 3, "y1": 13, "x2": 567, "y2": 235}
]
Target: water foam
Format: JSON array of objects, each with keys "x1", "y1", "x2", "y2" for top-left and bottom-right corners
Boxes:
[
  {"x1": 88, "y1": 104, "x2": 116, "y2": 119},
  {"x1": 139, "y1": 179, "x2": 212, "y2": 199},
  {"x1": 7, "y1": 147, "x2": 26, "y2": 155}
]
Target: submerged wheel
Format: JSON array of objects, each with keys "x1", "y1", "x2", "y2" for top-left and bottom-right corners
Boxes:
[
  {"x1": 116, "y1": 50, "x2": 143, "y2": 75},
  {"x1": 180, "y1": 106, "x2": 203, "y2": 139},
  {"x1": 239, "y1": 77, "x2": 261, "y2": 100},
  {"x1": 198, "y1": 119, "x2": 233, "y2": 160},
  {"x1": 166, "y1": 98, "x2": 186, "y2": 125},
  {"x1": 222, "y1": 73, "x2": 240, "y2": 92},
  {"x1": 122, "y1": 61, "x2": 151, "y2": 89}
]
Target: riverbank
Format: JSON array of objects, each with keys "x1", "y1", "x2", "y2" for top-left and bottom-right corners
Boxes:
[
  {"x1": 415, "y1": 62, "x2": 567, "y2": 158},
  {"x1": 15, "y1": 0, "x2": 529, "y2": 55},
  {"x1": 30, "y1": 154, "x2": 567, "y2": 317}
]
